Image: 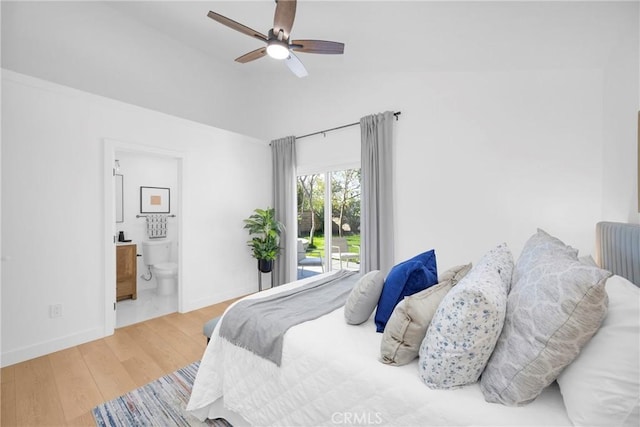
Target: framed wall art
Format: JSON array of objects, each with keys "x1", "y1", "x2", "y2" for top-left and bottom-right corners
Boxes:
[{"x1": 140, "y1": 186, "x2": 170, "y2": 214}]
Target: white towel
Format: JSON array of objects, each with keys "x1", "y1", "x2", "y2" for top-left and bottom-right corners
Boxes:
[{"x1": 146, "y1": 214, "x2": 168, "y2": 238}]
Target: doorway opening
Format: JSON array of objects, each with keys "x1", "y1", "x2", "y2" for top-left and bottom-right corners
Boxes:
[{"x1": 103, "y1": 139, "x2": 184, "y2": 336}]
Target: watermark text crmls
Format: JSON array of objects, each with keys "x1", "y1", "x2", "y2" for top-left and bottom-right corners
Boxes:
[{"x1": 331, "y1": 412, "x2": 383, "y2": 425}]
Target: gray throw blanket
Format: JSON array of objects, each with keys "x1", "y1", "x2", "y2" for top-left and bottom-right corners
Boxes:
[{"x1": 219, "y1": 269, "x2": 360, "y2": 366}]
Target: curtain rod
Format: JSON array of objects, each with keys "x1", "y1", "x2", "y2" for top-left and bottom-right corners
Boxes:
[{"x1": 295, "y1": 111, "x2": 401, "y2": 141}]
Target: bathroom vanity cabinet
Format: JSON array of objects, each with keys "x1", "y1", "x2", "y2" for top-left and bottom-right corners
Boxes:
[{"x1": 116, "y1": 243, "x2": 137, "y2": 301}]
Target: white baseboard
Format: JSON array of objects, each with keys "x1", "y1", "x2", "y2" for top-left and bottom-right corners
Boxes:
[
  {"x1": 182, "y1": 284, "x2": 257, "y2": 314},
  {"x1": 1, "y1": 327, "x2": 104, "y2": 368}
]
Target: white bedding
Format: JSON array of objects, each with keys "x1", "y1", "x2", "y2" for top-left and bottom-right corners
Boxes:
[{"x1": 187, "y1": 274, "x2": 572, "y2": 426}]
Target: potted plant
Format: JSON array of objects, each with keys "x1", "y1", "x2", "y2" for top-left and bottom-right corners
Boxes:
[{"x1": 244, "y1": 207, "x2": 285, "y2": 273}]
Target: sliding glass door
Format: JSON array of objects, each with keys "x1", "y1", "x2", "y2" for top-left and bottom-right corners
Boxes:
[{"x1": 297, "y1": 168, "x2": 361, "y2": 279}]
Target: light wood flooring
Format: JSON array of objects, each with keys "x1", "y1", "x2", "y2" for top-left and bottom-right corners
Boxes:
[{"x1": 1, "y1": 297, "x2": 240, "y2": 427}]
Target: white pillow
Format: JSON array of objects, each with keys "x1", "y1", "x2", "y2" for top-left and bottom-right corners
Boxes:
[
  {"x1": 557, "y1": 275, "x2": 640, "y2": 427},
  {"x1": 344, "y1": 270, "x2": 385, "y2": 325}
]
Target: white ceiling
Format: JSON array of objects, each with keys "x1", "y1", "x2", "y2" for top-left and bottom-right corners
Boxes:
[
  {"x1": 103, "y1": 0, "x2": 625, "y2": 77},
  {"x1": 3, "y1": 1, "x2": 634, "y2": 139}
]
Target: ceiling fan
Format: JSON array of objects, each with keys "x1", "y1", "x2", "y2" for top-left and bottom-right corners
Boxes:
[{"x1": 207, "y1": 0, "x2": 345, "y2": 78}]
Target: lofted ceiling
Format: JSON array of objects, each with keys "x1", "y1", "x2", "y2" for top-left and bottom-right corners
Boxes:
[
  {"x1": 3, "y1": 1, "x2": 634, "y2": 139},
  {"x1": 104, "y1": 0, "x2": 624, "y2": 76}
]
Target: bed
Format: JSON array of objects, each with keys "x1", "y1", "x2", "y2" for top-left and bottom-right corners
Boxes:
[{"x1": 187, "y1": 223, "x2": 640, "y2": 426}]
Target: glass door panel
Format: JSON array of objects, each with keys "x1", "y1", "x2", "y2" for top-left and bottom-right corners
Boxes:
[
  {"x1": 297, "y1": 174, "x2": 326, "y2": 278},
  {"x1": 330, "y1": 169, "x2": 361, "y2": 272},
  {"x1": 297, "y1": 168, "x2": 361, "y2": 279}
]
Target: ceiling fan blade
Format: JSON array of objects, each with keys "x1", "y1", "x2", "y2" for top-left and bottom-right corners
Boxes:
[
  {"x1": 235, "y1": 48, "x2": 267, "y2": 63},
  {"x1": 207, "y1": 11, "x2": 268, "y2": 42},
  {"x1": 290, "y1": 40, "x2": 345, "y2": 54},
  {"x1": 273, "y1": 0, "x2": 296, "y2": 40},
  {"x1": 285, "y1": 51, "x2": 308, "y2": 78}
]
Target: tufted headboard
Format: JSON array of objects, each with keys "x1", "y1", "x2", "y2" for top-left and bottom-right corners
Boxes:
[{"x1": 596, "y1": 221, "x2": 640, "y2": 287}]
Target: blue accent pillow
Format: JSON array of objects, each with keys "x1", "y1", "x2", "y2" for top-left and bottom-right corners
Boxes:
[{"x1": 374, "y1": 250, "x2": 438, "y2": 332}]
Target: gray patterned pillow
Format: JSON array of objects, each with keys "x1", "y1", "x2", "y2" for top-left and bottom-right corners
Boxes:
[
  {"x1": 344, "y1": 270, "x2": 385, "y2": 325},
  {"x1": 480, "y1": 230, "x2": 611, "y2": 406},
  {"x1": 418, "y1": 245, "x2": 513, "y2": 389},
  {"x1": 512, "y1": 228, "x2": 578, "y2": 285},
  {"x1": 380, "y1": 264, "x2": 472, "y2": 366}
]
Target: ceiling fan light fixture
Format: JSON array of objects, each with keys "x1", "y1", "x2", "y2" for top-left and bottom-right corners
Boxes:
[
  {"x1": 207, "y1": 0, "x2": 344, "y2": 77},
  {"x1": 266, "y1": 40, "x2": 290, "y2": 60}
]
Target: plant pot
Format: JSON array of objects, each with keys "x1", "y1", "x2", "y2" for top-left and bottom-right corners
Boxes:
[{"x1": 258, "y1": 259, "x2": 274, "y2": 273}]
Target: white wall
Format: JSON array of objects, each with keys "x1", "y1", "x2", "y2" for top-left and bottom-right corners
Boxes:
[
  {"x1": 0, "y1": 49, "x2": 3, "y2": 370},
  {"x1": 0, "y1": 1, "x2": 270, "y2": 139},
  {"x1": 257, "y1": 2, "x2": 639, "y2": 271},
  {"x1": 1, "y1": 71, "x2": 271, "y2": 366},
  {"x1": 263, "y1": 69, "x2": 607, "y2": 270},
  {"x1": 296, "y1": 125, "x2": 361, "y2": 175},
  {"x1": 601, "y1": 1, "x2": 640, "y2": 223}
]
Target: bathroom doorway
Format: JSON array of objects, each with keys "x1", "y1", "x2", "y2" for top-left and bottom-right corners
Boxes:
[
  {"x1": 114, "y1": 151, "x2": 179, "y2": 328},
  {"x1": 103, "y1": 139, "x2": 184, "y2": 335}
]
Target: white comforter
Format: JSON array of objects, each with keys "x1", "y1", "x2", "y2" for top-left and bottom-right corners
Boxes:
[{"x1": 187, "y1": 275, "x2": 571, "y2": 426}]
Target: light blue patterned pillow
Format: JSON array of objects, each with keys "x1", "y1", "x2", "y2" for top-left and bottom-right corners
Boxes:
[
  {"x1": 480, "y1": 230, "x2": 610, "y2": 406},
  {"x1": 418, "y1": 244, "x2": 513, "y2": 389},
  {"x1": 511, "y1": 228, "x2": 578, "y2": 284}
]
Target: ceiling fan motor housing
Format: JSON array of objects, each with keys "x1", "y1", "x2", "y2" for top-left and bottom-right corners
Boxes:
[{"x1": 266, "y1": 29, "x2": 290, "y2": 59}]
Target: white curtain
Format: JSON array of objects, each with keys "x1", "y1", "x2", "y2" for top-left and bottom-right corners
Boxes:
[
  {"x1": 271, "y1": 136, "x2": 297, "y2": 286},
  {"x1": 360, "y1": 111, "x2": 395, "y2": 274}
]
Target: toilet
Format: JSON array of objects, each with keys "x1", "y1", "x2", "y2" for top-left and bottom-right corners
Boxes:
[{"x1": 142, "y1": 239, "x2": 178, "y2": 296}]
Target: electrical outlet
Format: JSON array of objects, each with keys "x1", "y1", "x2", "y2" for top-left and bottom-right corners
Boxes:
[{"x1": 50, "y1": 304, "x2": 62, "y2": 318}]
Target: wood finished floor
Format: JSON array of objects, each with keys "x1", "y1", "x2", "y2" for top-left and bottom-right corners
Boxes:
[{"x1": 1, "y1": 297, "x2": 240, "y2": 427}]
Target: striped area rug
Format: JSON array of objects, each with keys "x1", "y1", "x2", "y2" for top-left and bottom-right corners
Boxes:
[{"x1": 92, "y1": 361, "x2": 231, "y2": 427}]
